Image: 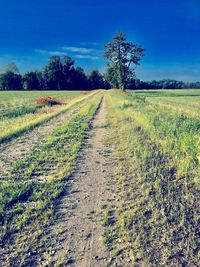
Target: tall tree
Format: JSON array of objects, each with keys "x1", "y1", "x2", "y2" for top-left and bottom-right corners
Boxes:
[
  {"x1": 43, "y1": 56, "x2": 63, "y2": 90},
  {"x1": 62, "y1": 56, "x2": 75, "y2": 89},
  {"x1": 104, "y1": 32, "x2": 145, "y2": 91}
]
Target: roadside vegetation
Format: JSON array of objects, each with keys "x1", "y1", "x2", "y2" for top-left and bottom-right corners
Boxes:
[
  {"x1": 0, "y1": 91, "x2": 103, "y2": 266},
  {"x1": 0, "y1": 91, "x2": 97, "y2": 143},
  {"x1": 104, "y1": 89, "x2": 199, "y2": 266}
]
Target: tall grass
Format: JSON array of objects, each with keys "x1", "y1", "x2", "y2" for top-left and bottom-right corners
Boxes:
[
  {"x1": 0, "y1": 91, "x2": 97, "y2": 143},
  {"x1": 105, "y1": 90, "x2": 199, "y2": 266},
  {"x1": 1, "y1": 105, "x2": 40, "y2": 119}
]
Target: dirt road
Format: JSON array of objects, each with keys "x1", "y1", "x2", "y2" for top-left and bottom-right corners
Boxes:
[{"x1": 40, "y1": 97, "x2": 112, "y2": 266}]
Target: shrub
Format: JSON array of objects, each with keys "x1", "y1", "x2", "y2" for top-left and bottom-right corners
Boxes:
[{"x1": 36, "y1": 96, "x2": 61, "y2": 107}]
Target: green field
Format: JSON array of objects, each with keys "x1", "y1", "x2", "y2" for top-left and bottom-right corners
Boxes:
[
  {"x1": 0, "y1": 91, "x2": 92, "y2": 143},
  {"x1": 0, "y1": 89, "x2": 199, "y2": 266},
  {"x1": 105, "y1": 89, "x2": 200, "y2": 266}
]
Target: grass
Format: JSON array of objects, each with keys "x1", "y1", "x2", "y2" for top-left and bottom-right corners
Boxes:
[
  {"x1": 0, "y1": 90, "x2": 87, "y2": 111},
  {"x1": 0, "y1": 91, "x2": 87, "y2": 120},
  {"x1": 0, "y1": 91, "x2": 103, "y2": 266},
  {"x1": 1, "y1": 105, "x2": 40, "y2": 119},
  {"x1": 104, "y1": 89, "x2": 199, "y2": 266},
  {"x1": 0, "y1": 88, "x2": 199, "y2": 266},
  {"x1": 0, "y1": 91, "x2": 97, "y2": 143}
]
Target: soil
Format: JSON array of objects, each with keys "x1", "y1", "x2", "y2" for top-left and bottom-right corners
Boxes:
[{"x1": 39, "y1": 97, "x2": 113, "y2": 267}]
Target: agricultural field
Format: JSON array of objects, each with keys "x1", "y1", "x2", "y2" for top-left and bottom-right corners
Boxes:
[
  {"x1": 0, "y1": 91, "x2": 91, "y2": 143},
  {"x1": 0, "y1": 89, "x2": 199, "y2": 267}
]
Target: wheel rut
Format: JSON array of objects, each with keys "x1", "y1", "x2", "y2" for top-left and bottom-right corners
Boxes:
[
  {"x1": 0, "y1": 100, "x2": 86, "y2": 176},
  {"x1": 40, "y1": 96, "x2": 112, "y2": 267}
]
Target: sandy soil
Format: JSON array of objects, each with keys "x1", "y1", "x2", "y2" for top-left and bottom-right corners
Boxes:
[{"x1": 39, "y1": 97, "x2": 113, "y2": 267}]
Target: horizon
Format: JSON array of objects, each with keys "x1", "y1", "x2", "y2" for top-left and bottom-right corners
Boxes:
[{"x1": 0, "y1": 0, "x2": 200, "y2": 82}]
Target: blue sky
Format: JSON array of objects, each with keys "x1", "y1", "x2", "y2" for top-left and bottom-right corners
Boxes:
[{"x1": 0, "y1": 0, "x2": 200, "y2": 81}]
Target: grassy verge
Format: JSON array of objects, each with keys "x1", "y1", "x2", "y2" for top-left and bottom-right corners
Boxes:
[
  {"x1": 0, "y1": 91, "x2": 103, "y2": 266},
  {"x1": 104, "y1": 90, "x2": 199, "y2": 266},
  {"x1": 0, "y1": 91, "x2": 98, "y2": 144}
]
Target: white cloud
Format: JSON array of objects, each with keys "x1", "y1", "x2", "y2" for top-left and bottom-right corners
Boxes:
[
  {"x1": 34, "y1": 49, "x2": 67, "y2": 56},
  {"x1": 61, "y1": 46, "x2": 100, "y2": 54},
  {"x1": 74, "y1": 54, "x2": 101, "y2": 60},
  {"x1": 48, "y1": 51, "x2": 67, "y2": 56},
  {"x1": 34, "y1": 47, "x2": 102, "y2": 58},
  {"x1": 33, "y1": 48, "x2": 101, "y2": 61}
]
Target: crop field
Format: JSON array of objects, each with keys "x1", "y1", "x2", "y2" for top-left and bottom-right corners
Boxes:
[{"x1": 0, "y1": 89, "x2": 199, "y2": 267}]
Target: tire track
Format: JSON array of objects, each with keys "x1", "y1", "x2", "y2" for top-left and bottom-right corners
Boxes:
[
  {"x1": 37, "y1": 96, "x2": 112, "y2": 267},
  {"x1": 0, "y1": 94, "x2": 95, "y2": 176}
]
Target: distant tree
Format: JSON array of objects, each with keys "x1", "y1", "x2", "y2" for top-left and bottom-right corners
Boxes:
[
  {"x1": 0, "y1": 71, "x2": 22, "y2": 90},
  {"x1": 35, "y1": 70, "x2": 45, "y2": 89},
  {"x1": 193, "y1": 82, "x2": 200, "y2": 89},
  {"x1": 0, "y1": 62, "x2": 19, "y2": 74},
  {"x1": 103, "y1": 78, "x2": 112, "y2": 89},
  {"x1": 88, "y1": 69, "x2": 105, "y2": 89},
  {"x1": 127, "y1": 79, "x2": 188, "y2": 90},
  {"x1": 104, "y1": 32, "x2": 145, "y2": 91},
  {"x1": 22, "y1": 71, "x2": 40, "y2": 90},
  {"x1": 70, "y1": 67, "x2": 89, "y2": 90},
  {"x1": 43, "y1": 56, "x2": 63, "y2": 90},
  {"x1": 62, "y1": 56, "x2": 75, "y2": 89}
]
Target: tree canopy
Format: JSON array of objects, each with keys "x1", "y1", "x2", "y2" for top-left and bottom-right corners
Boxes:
[
  {"x1": 0, "y1": 33, "x2": 200, "y2": 90},
  {"x1": 0, "y1": 56, "x2": 110, "y2": 90},
  {"x1": 104, "y1": 32, "x2": 145, "y2": 91}
]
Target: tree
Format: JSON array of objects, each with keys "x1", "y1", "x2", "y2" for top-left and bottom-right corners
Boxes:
[
  {"x1": 35, "y1": 70, "x2": 45, "y2": 90},
  {"x1": 70, "y1": 67, "x2": 89, "y2": 90},
  {"x1": 43, "y1": 56, "x2": 63, "y2": 90},
  {"x1": 23, "y1": 71, "x2": 40, "y2": 90},
  {"x1": 0, "y1": 71, "x2": 22, "y2": 90},
  {"x1": 0, "y1": 63, "x2": 19, "y2": 74},
  {"x1": 62, "y1": 56, "x2": 75, "y2": 89},
  {"x1": 104, "y1": 32, "x2": 145, "y2": 91},
  {"x1": 104, "y1": 63, "x2": 119, "y2": 88},
  {"x1": 88, "y1": 69, "x2": 105, "y2": 89}
]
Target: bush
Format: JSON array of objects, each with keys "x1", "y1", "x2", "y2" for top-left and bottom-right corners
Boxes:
[{"x1": 36, "y1": 96, "x2": 61, "y2": 107}]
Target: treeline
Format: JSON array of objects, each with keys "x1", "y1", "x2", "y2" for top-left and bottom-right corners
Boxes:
[
  {"x1": 129, "y1": 79, "x2": 200, "y2": 89},
  {"x1": 0, "y1": 56, "x2": 110, "y2": 90},
  {"x1": 0, "y1": 55, "x2": 200, "y2": 90}
]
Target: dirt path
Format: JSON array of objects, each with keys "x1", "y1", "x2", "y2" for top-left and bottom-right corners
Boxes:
[
  {"x1": 40, "y1": 97, "x2": 112, "y2": 267},
  {"x1": 0, "y1": 100, "x2": 86, "y2": 176}
]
